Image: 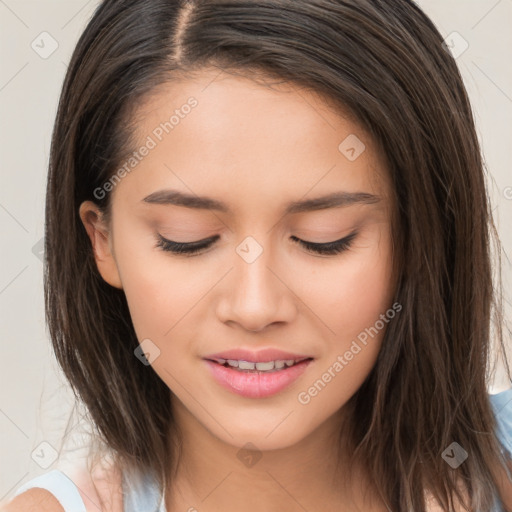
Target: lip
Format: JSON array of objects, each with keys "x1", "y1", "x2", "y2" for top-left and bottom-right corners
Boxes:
[
  {"x1": 204, "y1": 348, "x2": 312, "y2": 363},
  {"x1": 203, "y1": 349, "x2": 314, "y2": 399}
]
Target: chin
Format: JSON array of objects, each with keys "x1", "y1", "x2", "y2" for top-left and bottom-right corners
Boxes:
[
  {"x1": 223, "y1": 428, "x2": 308, "y2": 452},
  {"x1": 205, "y1": 410, "x2": 315, "y2": 451}
]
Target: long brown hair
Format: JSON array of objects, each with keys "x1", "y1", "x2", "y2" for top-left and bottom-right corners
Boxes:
[{"x1": 45, "y1": 0, "x2": 511, "y2": 509}]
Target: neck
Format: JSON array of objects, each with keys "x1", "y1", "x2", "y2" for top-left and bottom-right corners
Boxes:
[{"x1": 165, "y1": 399, "x2": 386, "y2": 512}]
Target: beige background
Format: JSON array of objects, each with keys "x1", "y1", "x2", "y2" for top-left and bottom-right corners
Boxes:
[{"x1": 1, "y1": 0, "x2": 511, "y2": 502}]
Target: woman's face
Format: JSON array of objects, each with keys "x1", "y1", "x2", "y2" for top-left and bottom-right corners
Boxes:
[{"x1": 80, "y1": 68, "x2": 396, "y2": 451}]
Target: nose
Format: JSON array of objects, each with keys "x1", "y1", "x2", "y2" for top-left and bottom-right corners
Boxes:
[{"x1": 215, "y1": 241, "x2": 297, "y2": 333}]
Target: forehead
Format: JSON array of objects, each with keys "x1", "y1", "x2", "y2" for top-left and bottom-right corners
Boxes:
[{"x1": 112, "y1": 68, "x2": 390, "y2": 212}]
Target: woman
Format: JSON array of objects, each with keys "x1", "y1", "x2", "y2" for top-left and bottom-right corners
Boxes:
[{"x1": 4, "y1": 0, "x2": 512, "y2": 510}]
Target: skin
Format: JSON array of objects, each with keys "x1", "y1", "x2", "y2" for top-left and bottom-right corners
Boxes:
[
  {"x1": 4, "y1": 69, "x2": 512, "y2": 512},
  {"x1": 78, "y1": 67, "x2": 398, "y2": 511}
]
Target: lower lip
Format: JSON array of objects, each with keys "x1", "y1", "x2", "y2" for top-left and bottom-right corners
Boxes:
[{"x1": 204, "y1": 359, "x2": 313, "y2": 398}]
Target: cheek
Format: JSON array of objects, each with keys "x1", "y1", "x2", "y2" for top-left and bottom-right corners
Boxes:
[
  {"x1": 298, "y1": 229, "x2": 394, "y2": 345},
  {"x1": 112, "y1": 229, "x2": 206, "y2": 345},
  {"x1": 294, "y1": 237, "x2": 395, "y2": 419}
]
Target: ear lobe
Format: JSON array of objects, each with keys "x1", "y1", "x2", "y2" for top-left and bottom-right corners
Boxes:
[{"x1": 79, "y1": 201, "x2": 123, "y2": 290}]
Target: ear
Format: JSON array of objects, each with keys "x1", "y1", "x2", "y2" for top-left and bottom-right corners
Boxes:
[{"x1": 79, "y1": 201, "x2": 123, "y2": 290}]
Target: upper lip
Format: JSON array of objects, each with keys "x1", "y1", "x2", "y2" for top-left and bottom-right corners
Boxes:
[{"x1": 204, "y1": 348, "x2": 313, "y2": 363}]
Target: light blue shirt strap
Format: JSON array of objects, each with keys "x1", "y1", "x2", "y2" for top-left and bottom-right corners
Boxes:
[
  {"x1": 13, "y1": 469, "x2": 87, "y2": 512},
  {"x1": 489, "y1": 387, "x2": 512, "y2": 492},
  {"x1": 490, "y1": 388, "x2": 512, "y2": 459},
  {"x1": 121, "y1": 466, "x2": 165, "y2": 512},
  {"x1": 489, "y1": 388, "x2": 512, "y2": 512}
]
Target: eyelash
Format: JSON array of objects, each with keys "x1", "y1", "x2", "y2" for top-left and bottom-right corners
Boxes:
[{"x1": 155, "y1": 232, "x2": 358, "y2": 257}]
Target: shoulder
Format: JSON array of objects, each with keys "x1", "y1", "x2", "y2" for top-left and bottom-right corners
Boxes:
[
  {"x1": 1, "y1": 461, "x2": 124, "y2": 512},
  {"x1": 1, "y1": 488, "x2": 65, "y2": 512},
  {"x1": 493, "y1": 459, "x2": 512, "y2": 511}
]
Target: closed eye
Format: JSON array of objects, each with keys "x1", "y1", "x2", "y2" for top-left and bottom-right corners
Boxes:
[
  {"x1": 290, "y1": 231, "x2": 357, "y2": 255},
  {"x1": 155, "y1": 234, "x2": 220, "y2": 256},
  {"x1": 155, "y1": 231, "x2": 358, "y2": 257}
]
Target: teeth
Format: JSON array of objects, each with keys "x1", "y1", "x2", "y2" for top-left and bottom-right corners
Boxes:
[
  {"x1": 255, "y1": 361, "x2": 274, "y2": 371},
  {"x1": 218, "y1": 358, "x2": 308, "y2": 372}
]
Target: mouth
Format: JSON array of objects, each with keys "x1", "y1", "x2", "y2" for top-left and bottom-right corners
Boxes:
[
  {"x1": 203, "y1": 351, "x2": 314, "y2": 399},
  {"x1": 206, "y1": 356, "x2": 313, "y2": 373}
]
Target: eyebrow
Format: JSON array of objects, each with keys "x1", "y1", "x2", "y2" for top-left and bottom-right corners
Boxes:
[{"x1": 142, "y1": 189, "x2": 381, "y2": 215}]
